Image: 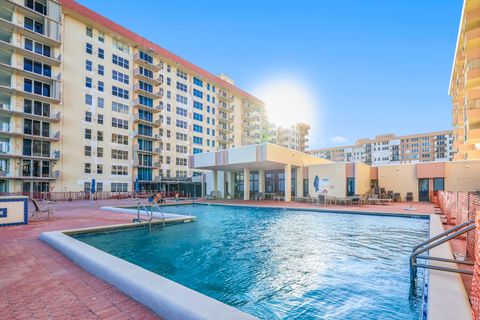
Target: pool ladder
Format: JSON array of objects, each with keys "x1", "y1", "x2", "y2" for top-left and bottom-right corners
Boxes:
[
  {"x1": 409, "y1": 219, "x2": 475, "y2": 289},
  {"x1": 132, "y1": 198, "x2": 165, "y2": 229}
]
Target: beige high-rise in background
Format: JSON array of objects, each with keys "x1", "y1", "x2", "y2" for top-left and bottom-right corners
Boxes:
[{"x1": 0, "y1": 0, "x2": 309, "y2": 193}]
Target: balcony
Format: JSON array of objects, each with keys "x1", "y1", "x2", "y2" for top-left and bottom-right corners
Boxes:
[
  {"x1": 133, "y1": 130, "x2": 156, "y2": 140},
  {"x1": 0, "y1": 168, "x2": 61, "y2": 180},
  {"x1": 132, "y1": 99, "x2": 161, "y2": 113},
  {"x1": 0, "y1": 37, "x2": 61, "y2": 66},
  {"x1": 0, "y1": 8, "x2": 61, "y2": 47},
  {"x1": 467, "y1": 108, "x2": 480, "y2": 125},
  {"x1": 134, "y1": 68, "x2": 162, "y2": 85},
  {"x1": 133, "y1": 84, "x2": 162, "y2": 100},
  {"x1": 218, "y1": 114, "x2": 234, "y2": 123},
  {"x1": 133, "y1": 53, "x2": 160, "y2": 71},
  {"x1": 218, "y1": 125, "x2": 233, "y2": 133},
  {"x1": 0, "y1": 57, "x2": 61, "y2": 83},
  {"x1": 218, "y1": 135, "x2": 233, "y2": 144},
  {"x1": 217, "y1": 89, "x2": 234, "y2": 102},
  {"x1": 0, "y1": 103, "x2": 61, "y2": 122},
  {"x1": 467, "y1": 127, "x2": 480, "y2": 143},
  {"x1": 0, "y1": 81, "x2": 61, "y2": 104},
  {"x1": 218, "y1": 102, "x2": 234, "y2": 113},
  {"x1": 0, "y1": 126, "x2": 60, "y2": 141},
  {"x1": 133, "y1": 113, "x2": 161, "y2": 128}
]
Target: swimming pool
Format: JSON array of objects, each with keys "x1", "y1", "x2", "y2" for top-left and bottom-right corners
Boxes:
[{"x1": 74, "y1": 204, "x2": 429, "y2": 319}]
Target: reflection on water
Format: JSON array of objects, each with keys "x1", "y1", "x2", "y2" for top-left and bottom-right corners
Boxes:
[{"x1": 76, "y1": 205, "x2": 428, "y2": 320}]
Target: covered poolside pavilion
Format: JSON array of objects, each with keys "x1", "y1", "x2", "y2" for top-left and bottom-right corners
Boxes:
[{"x1": 189, "y1": 143, "x2": 329, "y2": 201}]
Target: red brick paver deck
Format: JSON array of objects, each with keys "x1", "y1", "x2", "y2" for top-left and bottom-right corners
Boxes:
[
  {"x1": 0, "y1": 199, "x2": 454, "y2": 319},
  {"x1": 0, "y1": 199, "x2": 160, "y2": 320}
]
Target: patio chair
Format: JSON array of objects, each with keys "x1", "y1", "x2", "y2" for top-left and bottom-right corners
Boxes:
[
  {"x1": 273, "y1": 193, "x2": 285, "y2": 201},
  {"x1": 31, "y1": 198, "x2": 54, "y2": 220},
  {"x1": 367, "y1": 194, "x2": 381, "y2": 205},
  {"x1": 406, "y1": 192, "x2": 414, "y2": 202},
  {"x1": 393, "y1": 193, "x2": 401, "y2": 202}
]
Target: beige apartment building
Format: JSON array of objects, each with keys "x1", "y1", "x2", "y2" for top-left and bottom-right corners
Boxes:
[
  {"x1": 268, "y1": 122, "x2": 310, "y2": 152},
  {"x1": 449, "y1": 0, "x2": 480, "y2": 161},
  {"x1": 308, "y1": 131, "x2": 453, "y2": 166},
  {"x1": 0, "y1": 0, "x2": 287, "y2": 193}
]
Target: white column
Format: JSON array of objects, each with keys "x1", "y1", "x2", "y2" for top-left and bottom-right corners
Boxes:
[
  {"x1": 228, "y1": 171, "x2": 234, "y2": 197},
  {"x1": 284, "y1": 164, "x2": 291, "y2": 202},
  {"x1": 296, "y1": 167, "x2": 303, "y2": 197},
  {"x1": 259, "y1": 169, "x2": 265, "y2": 193},
  {"x1": 213, "y1": 170, "x2": 218, "y2": 195},
  {"x1": 243, "y1": 168, "x2": 250, "y2": 200}
]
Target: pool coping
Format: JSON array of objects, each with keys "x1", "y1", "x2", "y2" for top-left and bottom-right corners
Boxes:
[
  {"x1": 427, "y1": 215, "x2": 472, "y2": 320},
  {"x1": 41, "y1": 204, "x2": 472, "y2": 320},
  {"x1": 40, "y1": 216, "x2": 256, "y2": 320}
]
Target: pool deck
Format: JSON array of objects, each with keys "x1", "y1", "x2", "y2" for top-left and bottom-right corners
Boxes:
[{"x1": 0, "y1": 199, "x2": 470, "y2": 319}]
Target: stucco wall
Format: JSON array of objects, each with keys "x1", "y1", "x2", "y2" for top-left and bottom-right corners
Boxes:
[
  {"x1": 378, "y1": 164, "x2": 418, "y2": 201},
  {"x1": 445, "y1": 160, "x2": 480, "y2": 192},
  {"x1": 308, "y1": 163, "x2": 346, "y2": 198},
  {"x1": 355, "y1": 162, "x2": 371, "y2": 195}
]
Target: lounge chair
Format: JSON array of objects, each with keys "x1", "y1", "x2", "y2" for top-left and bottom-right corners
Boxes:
[
  {"x1": 273, "y1": 193, "x2": 285, "y2": 201},
  {"x1": 367, "y1": 194, "x2": 381, "y2": 205},
  {"x1": 31, "y1": 198, "x2": 54, "y2": 220},
  {"x1": 205, "y1": 191, "x2": 217, "y2": 200}
]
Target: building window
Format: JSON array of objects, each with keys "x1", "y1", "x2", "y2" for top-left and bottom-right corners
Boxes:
[
  {"x1": 85, "y1": 77, "x2": 92, "y2": 88},
  {"x1": 112, "y1": 54, "x2": 129, "y2": 69},
  {"x1": 193, "y1": 89, "x2": 203, "y2": 98},
  {"x1": 98, "y1": 65, "x2": 104, "y2": 76},
  {"x1": 86, "y1": 60, "x2": 92, "y2": 71},
  {"x1": 98, "y1": 97, "x2": 104, "y2": 108},
  {"x1": 85, "y1": 145, "x2": 91, "y2": 156},
  {"x1": 97, "y1": 114, "x2": 104, "y2": 125},
  {"x1": 112, "y1": 70, "x2": 129, "y2": 84},
  {"x1": 86, "y1": 43, "x2": 93, "y2": 54},
  {"x1": 98, "y1": 81, "x2": 104, "y2": 92},
  {"x1": 112, "y1": 86, "x2": 129, "y2": 99},
  {"x1": 97, "y1": 147, "x2": 103, "y2": 157},
  {"x1": 98, "y1": 48, "x2": 104, "y2": 59},
  {"x1": 85, "y1": 128, "x2": 92, "y2": 139},
  {"x1": 86, "y1": 26, "x2": 93, "y2": 37},
  {"x1": 85, "y1": 111, "x2": 92, "y2": 122},
  {"x1": 85, "y1": 163, "x2": 91, "y2": 174},
  {"x1": 97, "y1": 131, "x2": 103, "y2": 141},
  {"x1": 193, "y1": 77, "x2": 203, "y2": 87},
  {"x1": 85, "y1": 94, "x2": 92, "y2": 105},
  {"x1": 97, "y1": 164, "x2": 103, "y2": 174}
]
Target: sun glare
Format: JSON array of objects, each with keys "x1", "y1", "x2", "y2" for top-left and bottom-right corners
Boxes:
[{"x1": 254, "y1": 77, "x2": 316, "y2": 127}]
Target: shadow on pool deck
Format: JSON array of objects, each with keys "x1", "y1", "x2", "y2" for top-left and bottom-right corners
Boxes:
[{"x1": 0, "y1": 199, "x2": 463, "y2": 319}]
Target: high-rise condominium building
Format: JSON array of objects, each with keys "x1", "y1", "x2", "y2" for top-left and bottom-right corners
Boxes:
[
  {"x1": 449, "y1": 0, "x2": 480, "y2": 160},
  {"x1": 0, "y1": 0, "x2": 276, "y2": 193},
  {"x1": 308, "y1": 131, "x2": 453, "y2": 166},
  {"x1": 267, "y1": 122, "x2": 310, "y2": 152}
]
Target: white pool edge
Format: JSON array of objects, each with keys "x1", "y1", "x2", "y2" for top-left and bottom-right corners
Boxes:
[
  {"x1": 40, "y1": 229, "x2": 257, "y2": 320},
  {"x1": 428, "y1": 215, "x2": 472, "y2": 320}
]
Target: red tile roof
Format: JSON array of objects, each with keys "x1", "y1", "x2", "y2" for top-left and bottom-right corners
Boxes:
[{"x1": 59, "y1": 0, "x2": 264, "y2": 105}]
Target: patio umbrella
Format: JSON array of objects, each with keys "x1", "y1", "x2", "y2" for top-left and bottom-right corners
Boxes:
[
  {"x1": 91, "y1": 178, "x2": 96, "y2": 193},
  {"x1": 134, "y1": 176, "x2": 140, "y2": 193}
]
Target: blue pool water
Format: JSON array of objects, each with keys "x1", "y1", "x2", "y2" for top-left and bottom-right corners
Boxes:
[{"x1": 75, "y1": 204, "x2": 429, "y2": 319}]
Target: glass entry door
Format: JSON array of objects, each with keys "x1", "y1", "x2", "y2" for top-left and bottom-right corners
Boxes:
[
  {"x1": 418, "y1": 178, "x2": 429, "y2": 202},
  {"x1": 347, "y1": 177, "x2": 355, "y2": 196}
]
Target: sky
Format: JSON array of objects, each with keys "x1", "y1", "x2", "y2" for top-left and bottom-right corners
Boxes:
[{"x1": 76, "y1": 0, "x2": 463, "y2": 149}]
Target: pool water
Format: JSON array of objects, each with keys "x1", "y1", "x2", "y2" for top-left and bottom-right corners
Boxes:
[{"x1": 76, "y1": 204, "x2": 429, "y2": 319}]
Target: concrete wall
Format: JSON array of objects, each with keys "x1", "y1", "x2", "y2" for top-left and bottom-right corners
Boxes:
[
  {"x1": 445, "y1": 160, "x2": 480, "y2": 192},
  {"x1": 308, "y1": 163, "x2": 346, "y2": 198},
  {"x1": 355, "y1": 162, "x2": 371, "y2": 195},
  {"x1": 378, "y1": 164, "x2": 418, "y2": 201}
]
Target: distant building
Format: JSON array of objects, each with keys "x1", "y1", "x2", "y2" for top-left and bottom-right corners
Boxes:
[
  {"x1": 308, "y1": 131, "x2": 453, "y2": 165},
  {"x1": 268, "y1": 123, "x2": 310, "y2": 152}
]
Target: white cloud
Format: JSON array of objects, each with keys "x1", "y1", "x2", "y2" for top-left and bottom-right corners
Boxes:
[{"x1": 329, "y1": 136, "x2": 348, "y2": 144}]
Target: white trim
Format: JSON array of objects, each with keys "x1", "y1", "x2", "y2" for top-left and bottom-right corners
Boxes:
[
  {"x1": 40, "y1": 230, "x2": 257, "y2": 320},
  {"x1": 449, "y1": 0, "x2": 467, "y2": 94}
]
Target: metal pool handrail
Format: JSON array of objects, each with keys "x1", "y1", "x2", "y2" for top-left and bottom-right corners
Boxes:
[
  {"x1": 131, "y1": 198, "x2": 154, "y2": 228},
  {"x1": 410, "y1": 219, "x2": 475, "y2": 289},
  {"x1": 149, "y1": 201, "x2": 166, "y2": 228}
]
